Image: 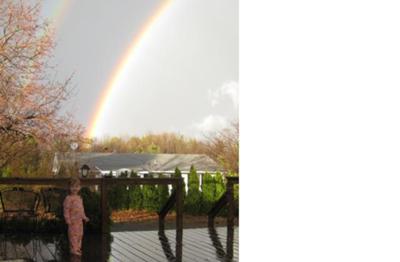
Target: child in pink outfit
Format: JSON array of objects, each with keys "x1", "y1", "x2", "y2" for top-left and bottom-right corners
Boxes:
[{"x1": 63, "y1": 178, "x2": 89, "y2": 256}]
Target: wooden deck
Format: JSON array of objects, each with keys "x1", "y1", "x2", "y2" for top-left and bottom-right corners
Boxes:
[
  {"x1": 111, "y1": 227, "x2": 239, "y2": 262},
  {"x1": 0, "y1": 237, "x2": 59, "y2": 261},
  {"x1": 0, "y1": 227, "x2": 238, "y2": 261}
]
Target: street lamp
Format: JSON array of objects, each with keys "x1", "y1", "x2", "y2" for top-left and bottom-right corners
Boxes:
[{"x1": 80, "y1": 164, "x2": 90, "y2": 178}]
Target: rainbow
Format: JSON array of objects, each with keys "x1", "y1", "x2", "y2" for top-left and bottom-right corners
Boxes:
[
  {"x1": 46, "y1": 0, "x2": 74, "y2": 30},
  {"x1": 20, "y1": 1, "x2": 73, "y2": 89},
  {"x1": 86, "y1": 0, "x2": 173, "y2": 138}
]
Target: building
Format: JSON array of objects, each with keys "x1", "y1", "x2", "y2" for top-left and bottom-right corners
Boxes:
[{"x1": 53, "y1": 152, "x2": 223, "y2": 191}]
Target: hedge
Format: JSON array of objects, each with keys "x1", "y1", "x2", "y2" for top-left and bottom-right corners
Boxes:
[
  {"x1": 201, "y1": 172, "x2": 216, "y2": 213},
  {"x1": 158, "y1": 174, "x2": 170, "y2": 208},
  {"x1": 184, "y1": 165, "x2": 202, "y2": 215},
  {"x1": 142, "y1": 174, "x2": 159, "y2": 211},
  {"x1": 128, "y1": 171, "x2": 143, "y2": 209}
]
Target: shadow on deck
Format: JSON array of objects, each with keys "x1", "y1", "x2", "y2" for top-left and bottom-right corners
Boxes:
[{"x1": 0, "y1": 226, "x2": 238, "y2": 262}]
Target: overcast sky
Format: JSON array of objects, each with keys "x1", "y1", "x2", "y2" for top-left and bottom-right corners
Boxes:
[{"x1": 40, "y1": 0, "x2": 238, "y2": 139}]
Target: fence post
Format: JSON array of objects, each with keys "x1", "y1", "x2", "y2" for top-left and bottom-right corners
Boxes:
[
  {"x1": 175, "y1": 178, "x2": 183, "y2": 262},
  {"x1": 226, "y1": 178, "x2": 234, "y2": 259},
  {"x1": 101, "y1": 178, "x2": 109, "y2": 234}
]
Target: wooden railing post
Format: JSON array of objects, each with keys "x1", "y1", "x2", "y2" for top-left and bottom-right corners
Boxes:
[
  {"x1": 101, "y1": 178, "x2": 109, "y2": 234},
  {"x1": 226, "y1": 177, "x2": 234, "y2": 259},
  {"x1": 175, "y1": 178, "x2": 183, "y2": 262}
]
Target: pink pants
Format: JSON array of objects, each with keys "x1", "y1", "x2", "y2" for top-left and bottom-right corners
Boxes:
[{"x1": 68, "y1": 221, "x2": 83, "y2": 254}]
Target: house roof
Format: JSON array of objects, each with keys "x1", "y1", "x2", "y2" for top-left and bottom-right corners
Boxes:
[{"x1": 57, "y1": 152, "x2": 221, "y2": 173}]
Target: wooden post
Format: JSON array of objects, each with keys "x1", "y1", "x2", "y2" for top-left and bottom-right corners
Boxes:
[
  {"x1": 175, "y1": 178, "x2": 183, "y2": 262},
  {"x1": 159, "y1": 216, "x2": 165, "y2": 232},
  {"x1": 101, "y1": 178, "x2": 109, "y2": 234},
  {"x1": 226, "y1": 178, "x2": 234, "y2": 259},
  {"x1": 158, "y1": 190, "x2": 177, "y2": 232},
  {"x1": 101, "y1": 231, "x2": 107, "y2": 261}
]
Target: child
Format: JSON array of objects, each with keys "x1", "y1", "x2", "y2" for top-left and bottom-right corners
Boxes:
[{"x1": 63, "y1": 177, "x2": 90, "y2": 256}]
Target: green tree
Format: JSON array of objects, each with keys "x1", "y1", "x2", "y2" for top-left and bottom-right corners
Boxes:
[
  {"x1": 201, "y1": 172, "x2": 216, "y2": 213},
  {"x1": 172, "y1": 167, "x2": 183, "y2": 191},
  {"x1": 171, "y1": 167, "x2": 186, "y2": 212},
  {"x1": 184, "y1": 165, "x2": 202, "y2": 215},
  {"x1": 146, "y1": 143, "x2": 160, "y2": 153},
  {"x1": 215, "y1": 171, "x2": 226, "y2": 199},
  {"x1": 128, "y1": 171, "x2": 143, "y2": 210},
  {"x1": 212, "y1": 171, "x2": 228, "y2": 217},
  {"x1": 158, "y1": 174, "x2": 170, "y2": 209},
  {"x1": 142, "y1": 174, "x2": 159, "y2": 211},
  {"x1": 109, "y1": 171, "x2": 129, "y2": 210}
]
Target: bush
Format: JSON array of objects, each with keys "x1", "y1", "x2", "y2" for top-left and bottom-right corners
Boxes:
[
  {"x1": 184, "y1": 165, "x2": 202, "y2": 215},
  {"x1": 215, "y1": 172, "x2": 226, "y2": 199},
  {"x1": 211, "y1": 172, "x2": 228, "y2": 217},
  {"x1": 142, "y1": 174, "x2": 159, "y2": 211},
  {"x1": 171, "y1": 167, "x2": 185, "y2": 212},
  {"x1": 234, "y1": 183, "x2": 239, "y2": 217},
  {"x1": 158, "y1": 174, "x2": 170, "y2": 209},
  {"x1": 128, "y1": 171, "x2": 143, "y2": 210},
  {"x1": 201, "y1": 172, "x2": 216, "y2": 213},
  {"x1": 172, "y1": 167, "x2": 183, "y2": 190},
  {"x1": 108, "y1": 184, "x2": 129, "y2": 211},
  {"x1": 80, "y1": 187, "x2": 108, "y2": 233},
  {"x1": 108, "y1": 171, "x2": 131, "y2": 210}
]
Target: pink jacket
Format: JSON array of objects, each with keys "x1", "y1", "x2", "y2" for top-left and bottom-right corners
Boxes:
[{"x1": 63, "y1": 195, "x2": 87, "y2": 224}]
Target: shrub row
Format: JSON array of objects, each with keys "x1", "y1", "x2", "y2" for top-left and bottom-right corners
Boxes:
[{"x1": 108, "y1": 167, "x2": 238, "y2": 216}]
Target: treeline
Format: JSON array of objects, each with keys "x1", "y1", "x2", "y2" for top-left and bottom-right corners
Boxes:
[
  {"x1": 86, "y1": 121, "x2": 239, "y2": 173},
  {"x1": 0, "y1": 124, "x2": 238, "y2": 177},
  {"x1": 86, "y1": 132, "x2": 208, "y2": 154}
]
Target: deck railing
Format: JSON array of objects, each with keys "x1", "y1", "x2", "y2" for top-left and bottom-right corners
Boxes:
[
  {"x1": 207, "y1": 176, "x2": 239, "y2": 260},
  {"x1": 208, "y1": 176, "x2": 239, "y2": 227},
  {"x1": 158, "y1": 189, "x2": 177, "y2": 231},
  {"x1": 0, "y1": 177, "x2": 184, "y2": 262}
]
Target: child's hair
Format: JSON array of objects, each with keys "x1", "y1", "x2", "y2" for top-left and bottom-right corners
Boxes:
[{"x1": 69, "y1": 177, "x2": 81, "y2": 187}]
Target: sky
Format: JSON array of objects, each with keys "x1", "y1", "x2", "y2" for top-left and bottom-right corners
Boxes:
[{"x1": 40, "y1": 0, "x2": 238, "y2": 140}]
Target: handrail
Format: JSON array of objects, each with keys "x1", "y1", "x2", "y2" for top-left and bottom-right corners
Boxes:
[{"x1": 0, "y1": 177, "x2": 181, "y2": 186}]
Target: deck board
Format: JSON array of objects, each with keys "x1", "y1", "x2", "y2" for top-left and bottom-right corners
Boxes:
[
  {"x1": 113, "y1": 235, "x2": 158, "y2": 262},
  {"x1": 0, "y1": 226, "x2": 238, "y2": 261},
  {"x1": 111, "y1": 244, "x2": 137, "y2": 262},
  {"x1": 111, "y1": 227, "x2": 239, "y2": 262},
  {"x1": 118, "y1": 231, "x2": 169, "y2": 261}
]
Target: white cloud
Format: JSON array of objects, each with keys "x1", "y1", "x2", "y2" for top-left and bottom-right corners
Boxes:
[
  {"x1": 192, "y1": 115, "x2": 229, "y2": 137},
  {"x1": 209, "y1": 81, "x2": 239, "y2": 108}
]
